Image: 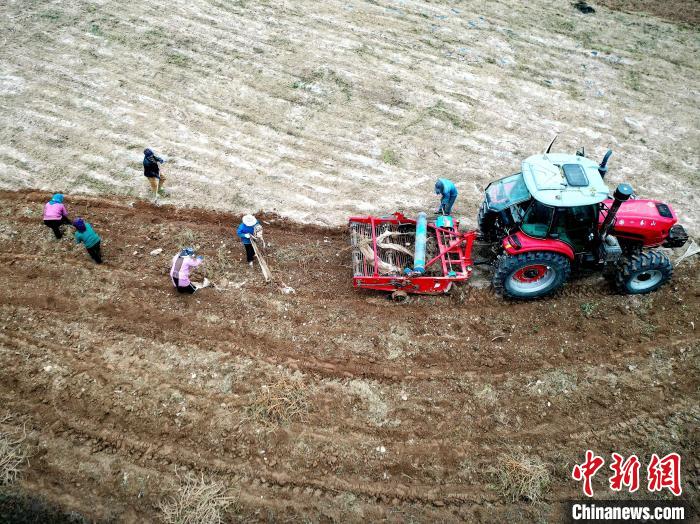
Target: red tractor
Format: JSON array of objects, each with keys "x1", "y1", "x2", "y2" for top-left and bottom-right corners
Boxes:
[{"x1": 478, "y1": 143, "x2": 688, "y2": 299}]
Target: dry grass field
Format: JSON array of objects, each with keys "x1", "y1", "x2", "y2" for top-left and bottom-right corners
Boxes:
[{"x1": 0, "y1": 0, "x2": 698, "y2": 226}]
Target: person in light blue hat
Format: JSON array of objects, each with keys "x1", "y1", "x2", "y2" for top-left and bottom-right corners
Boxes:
[
  {"x1": 435, "y1": 178, "x2": 458, "y2": 215},
  {"x1": 43, "y1": 193, "x2": 71, "y2": 239}
]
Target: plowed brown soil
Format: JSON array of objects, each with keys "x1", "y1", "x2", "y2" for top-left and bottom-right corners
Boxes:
[
  {"x1": 599, "y1": 0, "x2": 700, "y2": 26},
  {"x1": 0, "y1": 190, "x2": 698, "y2": 522}
]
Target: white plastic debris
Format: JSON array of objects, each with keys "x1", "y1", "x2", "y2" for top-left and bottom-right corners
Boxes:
[
  {"x1": 150, "y1": 248, "x2": 163, "y2": 256},
  {"x1": 624, "y1": 116, "x2": 643, "y2": 131}
]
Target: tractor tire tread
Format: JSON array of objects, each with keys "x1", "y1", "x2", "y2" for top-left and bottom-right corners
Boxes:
[
  {"x1": 614, "y1": 250, "x2": 672, "y2": 295},
  {"x1": 493, "y1": 251, "x2": 571, "y2": 300}
]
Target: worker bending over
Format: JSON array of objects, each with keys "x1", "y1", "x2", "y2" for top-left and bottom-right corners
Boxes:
[
  {"x1": 43, "y1": 193, "x2": 71, "y2": 239},
  {"x1": 236, "y1": 214, "x2": 262, "y2": 267},
  {"x1": 435, "y1": 178, "x2": 458, "y2": 215},
  {"x1": 73, "y1": 218, "x2": 102, "y2": 263},
  {"x1": 170, "y1": 247, "x2": 209, "y2": 294}
]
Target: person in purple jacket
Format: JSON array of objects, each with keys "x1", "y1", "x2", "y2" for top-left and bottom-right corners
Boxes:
[
  {"x1": 170, "y1": 247, "x2": 209, "y2": 294},
  {"x1": 43, "y1": 193, "x2": 71, "y2": 239}
]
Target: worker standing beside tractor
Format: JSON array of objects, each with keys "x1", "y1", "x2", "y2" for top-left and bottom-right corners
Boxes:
[
  {"x1": 73, "y1": 218, "x2": 103, "y2": 263},
  {"x1": 43, "y1": 193, "x2": 71, "y2": 239},
  {"x1": 435, "y1": 178, "x2": 458, "y2": 215},
  {"x1": 143, "y1": 148, "x2": 167, "y2": 197},
  {"x1": 237, "y1": 214, "x2": 261, "y2": 267},
  {"x1": 350, "y1": 141, "x2": 689, "y2": 301},
  {"x1": 170, "y1": 248, "x2": 209, "y2": 294}
]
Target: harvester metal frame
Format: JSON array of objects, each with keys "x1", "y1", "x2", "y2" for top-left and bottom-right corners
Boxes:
[{"x1": 349, "y1": 212, "x2": 476, "y2": 295}]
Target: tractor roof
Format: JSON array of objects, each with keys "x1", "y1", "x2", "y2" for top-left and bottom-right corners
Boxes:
[{"x1": 522, "y1": 153, "x2": 610, "y2": 207}]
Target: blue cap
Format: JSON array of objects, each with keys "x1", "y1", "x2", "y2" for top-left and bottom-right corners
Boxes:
[
  {"x1": 180, "y1": 247, "x2": 195, "y2": 257},
  {"x1": 51, "y1": 193, "x2": 64, "y2": 203}
]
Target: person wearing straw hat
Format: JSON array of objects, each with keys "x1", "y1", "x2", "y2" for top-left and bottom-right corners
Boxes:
[{"x1": 236, "y1": 214, "x2": 261, "y2": 267}]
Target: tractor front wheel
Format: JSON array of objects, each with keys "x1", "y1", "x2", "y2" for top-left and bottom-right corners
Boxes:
[
  {"x1": 493, "y1": 252, "x2": 571, "y2": 299},
  {"x1": 615, "y1": 251, "x2": 672, "y2": 294}
]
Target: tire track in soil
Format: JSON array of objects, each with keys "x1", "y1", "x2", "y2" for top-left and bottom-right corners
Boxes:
[
  {"x1": 3, "y1": 396, "x2": 496, "y2": 509},
  {"x1": 1, "y1": 386, "x2": 489, "y2": 511}
]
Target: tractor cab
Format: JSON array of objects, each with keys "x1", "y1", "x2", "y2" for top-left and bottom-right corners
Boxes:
[
  {"x1": 478, "y1": 144, "x2": 688, "y2": 299},
  {"x1": 518, "y1": 153, "x2": 610, "y2": 254},
  {"x1": 480, "y1": 152, "x2": 609, "y2": 254}
]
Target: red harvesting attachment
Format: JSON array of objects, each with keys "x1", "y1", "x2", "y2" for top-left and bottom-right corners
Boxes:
[{"x1": 348, "y1": 212, "x2": 476, "y2": 295}]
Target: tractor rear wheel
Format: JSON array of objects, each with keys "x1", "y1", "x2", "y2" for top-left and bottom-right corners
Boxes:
[
  {"x1": 615, "y1": 251, "x2": 672, "y2": 294},
  {"x1": 493, "y1": 251, "x2": 571, "y2": 299}
]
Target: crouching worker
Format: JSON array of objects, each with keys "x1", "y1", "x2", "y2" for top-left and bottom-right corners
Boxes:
[
  {"x1": 236, "y1": 214, "x2": 261, "y2": 267},
  {"x1": 73, "y1": 218, "x2": 102, "y2": 263},
  {"x1": 434, "y1": 178, "x2": 458, "y2": 215},
  {"x1": 170, "y1": 248, "x2": 209, "y2": 294},
  {"x1": 43, "y1": 193, "x2": 71, "y2": 239}
]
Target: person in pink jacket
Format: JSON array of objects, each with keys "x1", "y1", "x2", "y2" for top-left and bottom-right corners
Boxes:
[
  {"x1": 170, "y1": 247, "x2": 209, "y2": 294},
  {"x1": 43, "y1": 193, "x2": 71, "y2": 239}
]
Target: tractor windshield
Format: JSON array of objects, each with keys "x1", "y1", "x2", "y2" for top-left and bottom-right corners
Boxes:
[{"x1": 485, "y1": 173, "x2": 531, "y2": 212}]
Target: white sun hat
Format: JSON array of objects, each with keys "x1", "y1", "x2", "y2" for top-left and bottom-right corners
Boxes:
[{"x1": 242, "y1": 214, "x2": 257, "y2": 227}]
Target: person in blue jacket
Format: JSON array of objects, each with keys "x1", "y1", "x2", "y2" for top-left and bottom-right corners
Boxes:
[
  {"x1": 435, "y1": 178, "x2": 458, "y2": 215},
  {"x1": 73, "y1": 218, "x2": 102, "y2": 263},
  {"x1": 236, "y1": 214, "x2": 261, "y2": 266}
]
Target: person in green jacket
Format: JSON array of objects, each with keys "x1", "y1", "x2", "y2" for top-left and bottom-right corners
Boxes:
[{"x1": 73, "y1": 218, "x2": 102, "y2": 263}]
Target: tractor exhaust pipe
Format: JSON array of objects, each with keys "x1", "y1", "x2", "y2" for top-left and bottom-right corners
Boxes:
[
  {"x1": 598, "y1": 149, "x2": 613, "y2": 178},
  {"x1": 600, "y1": 183, "x2": 633, "y2": 238}
]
